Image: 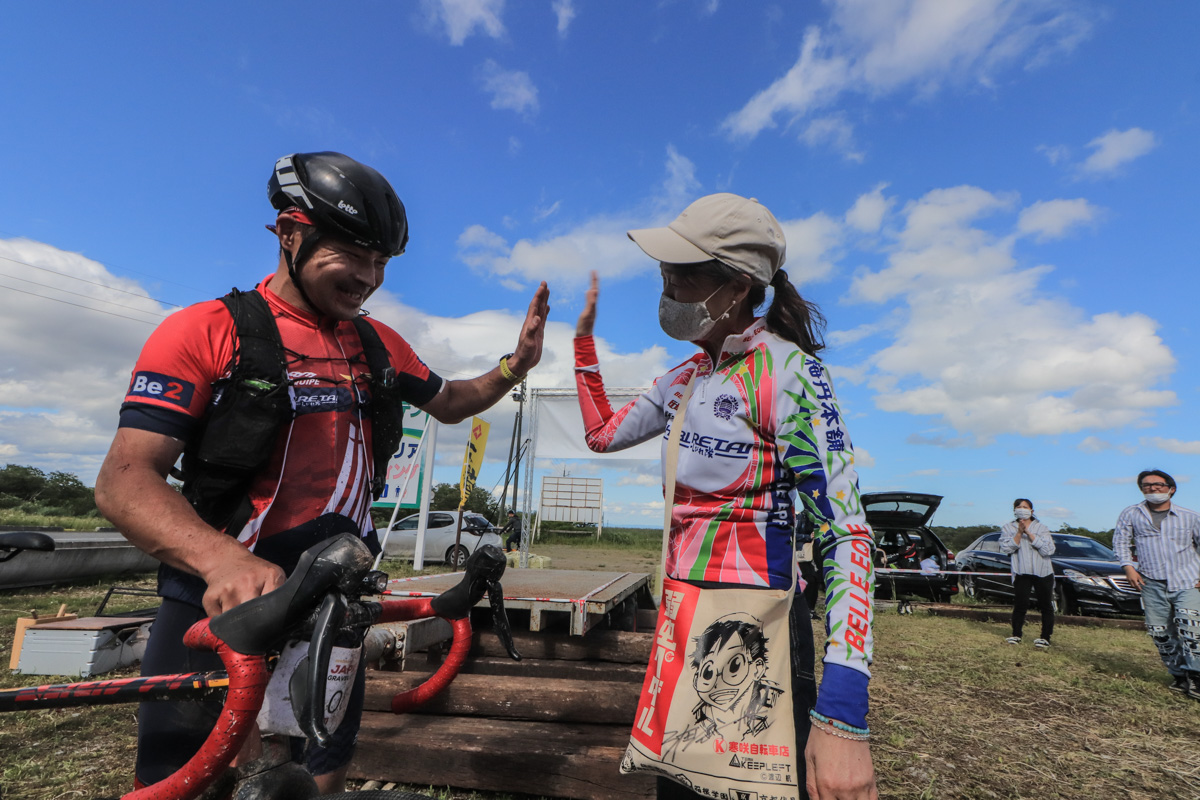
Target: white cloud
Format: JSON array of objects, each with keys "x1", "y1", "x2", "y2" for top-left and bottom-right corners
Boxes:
[
  {"x1": 853, "y1": 446, "x2": 875, "y2": 468},
  {"x1": 455, "y1": 146, "x2": 700, "y2": 287},
  {"x1": 423, "y1": 0, "x2": 505, "y2": 45},
  {"x1": 1016, "y1": 198, "x2": 1097, "y2": 241},
  {"x1": 617, "y1": 473, "x2": 662, "y2": 488},
  {"x1": 479, "y1": 60, "x2": 539, "y2": 115},
  {"x1": 457, "y1": 146, "x2": 843, "y2": 294},
  {"x1": 0, "y1": 238, "x2": 177, "y2": 481},
  {"x1": 724, "y1": 0, "x2": 1093, "y2": 141},
  {"x1": 552, "y1": 0, "x2": 576, "y2": 36},
  {"x1": 851, "y1": 186, "x2": 1176, "y2": 440},
  {"x1": 845, "y1": 183, "x2": 893, "y2": 234},
  {"x1": 0, "y1": 236, "x2": 678, "y2": 488},
  {"x1": 533, "y1": 201, "x2": 561, "y2": 222},
  {"x1": 1141, "y1": 436, "x2": 1200, "y2": 455},
  {"x1": 1064, "y1": 476, "x2": 1131, "y2": 486},
  {"x1": 779, "y1": 212, "x2": 842, "y2": 284},
  {"x1": 1036, "y1": 143, "x2": 1070, "y2": 166},
  {"x1": 1080, "y1": 127, "x2": 1158, "y2": 175},
  {"x1": 1076, "y1": 435, "x2": 1111, "y2": 453},
  {"x1": 1039, "y1": 506, "x2": 1073, "y2": 520},
  {"x1": 799, "y1": 115, "x2": 864, "y2": 162}
]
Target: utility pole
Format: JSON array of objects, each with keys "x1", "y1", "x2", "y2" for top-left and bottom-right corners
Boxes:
[{"x1": 496, "y1": 379, "x2": 527, "y2": 524}]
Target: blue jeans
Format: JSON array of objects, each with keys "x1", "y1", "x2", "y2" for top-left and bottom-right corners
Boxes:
[{"x1": 1139, "y1": 578, "x2": 1200, "y2": 677}]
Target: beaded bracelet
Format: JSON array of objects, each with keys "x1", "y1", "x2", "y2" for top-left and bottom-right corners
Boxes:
[
  {"x1": 809, "y1": 718, "x2": 870, "y2": 742},
  {"x1": 809, "y1": 710, "x2": 870, "y2": 738}
]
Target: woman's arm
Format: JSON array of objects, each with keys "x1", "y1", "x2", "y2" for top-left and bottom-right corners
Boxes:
[
  {"x1": 998, "y1": 522, "x2": 1020, "y2": 554},
  {"x1": 1031, "y1": 522, "x2": 1056, "y2": 556},
  {"x1": 573, "y1": 273, "x2": 671, "y2": 452},
  {"x1": 779, "y1": 351, "x2": 877, "y2": 799}
]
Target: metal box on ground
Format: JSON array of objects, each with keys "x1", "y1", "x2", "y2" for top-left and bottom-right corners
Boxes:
[{"x1": 16, "y1": 616, "x2": 153, "y2": 677}]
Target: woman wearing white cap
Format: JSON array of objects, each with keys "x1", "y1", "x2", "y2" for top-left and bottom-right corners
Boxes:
[{"x1": 574, "y1": 194, "x2": 877, "y2": 799}]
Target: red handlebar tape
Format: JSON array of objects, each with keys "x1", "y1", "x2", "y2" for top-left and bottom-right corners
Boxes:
[
  {"x1": 375, "y1": 597, "x2": 472, "y2": 714},
  {"x1": 123, "y1": 619, "x2": 270, "y2": 800}
]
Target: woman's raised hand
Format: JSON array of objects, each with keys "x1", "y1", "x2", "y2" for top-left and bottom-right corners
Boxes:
[{"x1": 576, "y1": 271, "x2": 599, "y2": 337}]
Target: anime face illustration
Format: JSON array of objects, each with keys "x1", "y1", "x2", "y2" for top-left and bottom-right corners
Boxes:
[{"x1": 693, "y1": 623, "x2": 768, "y2": 715}]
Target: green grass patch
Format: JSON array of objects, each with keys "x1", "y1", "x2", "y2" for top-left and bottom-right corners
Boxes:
[{"x1": 2, "y1": 544, "x2": 1197, "y2": 799}]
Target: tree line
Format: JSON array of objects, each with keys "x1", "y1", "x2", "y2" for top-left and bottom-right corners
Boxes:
[{"x1": 0, "y1": 464, "x2": 99, "y2": 518}]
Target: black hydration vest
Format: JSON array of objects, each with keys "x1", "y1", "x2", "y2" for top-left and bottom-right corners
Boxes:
[{"x1": 178, "y1": 288, "x2": 405, "y2": 535}]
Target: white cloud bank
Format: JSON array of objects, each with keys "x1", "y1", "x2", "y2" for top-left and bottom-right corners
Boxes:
[
  {"x1": 850, "y1": 185, "x2": 1175, "y2": 441},
  {"x1": 724, "y1": 0, "x2": 1093, "y2": 148},
  {"x1": 0, "y1": 236, "x2": 673, "y2": 483},
  {"x1": 457, "y1": 146, "x2": 846, "y2": 290}
]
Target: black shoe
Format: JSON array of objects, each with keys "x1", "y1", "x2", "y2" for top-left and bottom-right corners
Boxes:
[
  {"x1": 1188, "y1": 673, "x2": 1200, "y2": 702},
  {"x1": 1169, "y1": 675, "x2": 1188, "y2": 694}
]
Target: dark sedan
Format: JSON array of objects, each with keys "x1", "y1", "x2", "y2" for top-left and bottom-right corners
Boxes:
[
  {"x1": 864, "y1": 492, "x2": 959, "y2": 603},
  {"x1": 954, "y1": 532, "x2": 1143, "y2": 616}
]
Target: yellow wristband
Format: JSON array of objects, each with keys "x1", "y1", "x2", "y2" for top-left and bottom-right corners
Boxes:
[{"x1": 499, "y1": 355, "x2": 522, "y2": 383}]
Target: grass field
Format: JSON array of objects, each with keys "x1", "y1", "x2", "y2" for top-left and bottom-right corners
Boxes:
[{"x1": 2, "y1": 541, "x2": 1198, "y2": 799}]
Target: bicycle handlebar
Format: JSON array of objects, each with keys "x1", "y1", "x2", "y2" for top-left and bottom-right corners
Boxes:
[
  {"x1": 125, "y1": 536, "x2": 517, "y2": 800},
  {"x1": 124, "y1": 620, "x2": 270, "y2": 800}
]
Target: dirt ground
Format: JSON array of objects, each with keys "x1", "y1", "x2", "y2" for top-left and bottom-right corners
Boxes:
[{"x1": 527, "y1": 543, "x2": 659, "y2": 574}]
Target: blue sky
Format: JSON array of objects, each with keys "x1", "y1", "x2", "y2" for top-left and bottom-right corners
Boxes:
[{"x1": 1, "y1": 1, "x2": 1197, "y2": 531}]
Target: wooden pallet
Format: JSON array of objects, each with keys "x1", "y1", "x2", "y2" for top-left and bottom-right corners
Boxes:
[{"x1": 351, "y1": 628, "x2": 657, "y2": 799}]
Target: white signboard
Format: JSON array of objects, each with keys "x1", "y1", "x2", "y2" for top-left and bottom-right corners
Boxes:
[
  {"x1": 373, "y1": 406, "x2": 430, "y2": 509},
  {"x1": 533, "y1": 391, "x2": 660, "y2": 461},
  {"x1": 539, "y1": 476, "x2": 603, "y2": 524}
]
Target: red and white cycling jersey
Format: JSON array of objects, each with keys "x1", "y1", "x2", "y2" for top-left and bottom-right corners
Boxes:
[
  {"x1": 575, "y1": 319, "x2": 875, "y2": 729},
  {"x1": 120, "y1": 275, "x2": 442, "y2": 551}
]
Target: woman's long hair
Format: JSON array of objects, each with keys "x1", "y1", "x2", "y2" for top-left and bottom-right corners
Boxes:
[
  {"x1": 749, "y1": 269, "x2": 826, "y2": 355},
  {"x1": 684, "y1": 260, "x2": 827, "y2": 354}
]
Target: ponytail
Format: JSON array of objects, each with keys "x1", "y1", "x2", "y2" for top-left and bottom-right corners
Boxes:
[{"x1": 748, "y1": 269, "x2": 826, "y2": 355}]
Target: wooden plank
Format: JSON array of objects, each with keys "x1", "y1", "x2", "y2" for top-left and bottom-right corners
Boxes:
[
  {"x1": 350, "y1": 714, "x2": 654, "y2": 800},
  {"x1": 400, "y1": 655, "x2": 647, "y2": 682},
  {"x1": 472, "y1": 628, "x2": 652, "y2": 664},
  {"x1": 363, "y1": 672, "x2": 640, "y2": 723}
]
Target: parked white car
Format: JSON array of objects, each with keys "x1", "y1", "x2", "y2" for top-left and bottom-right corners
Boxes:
[{"x1": 380, "y1": 510, "x2": 502, "y2": 567}]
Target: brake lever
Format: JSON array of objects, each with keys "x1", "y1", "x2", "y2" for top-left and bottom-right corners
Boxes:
[
  {"x1": 487, "y1": 580, "x2": 521, "y2": 661},
  {"x1": 292, "y1": 591, "x2": 347, "y2": 747}
]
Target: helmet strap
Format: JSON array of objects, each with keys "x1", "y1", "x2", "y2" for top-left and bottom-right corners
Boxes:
[{"x1": 284, "y1": 229, "x2": 324, "y2": 316}]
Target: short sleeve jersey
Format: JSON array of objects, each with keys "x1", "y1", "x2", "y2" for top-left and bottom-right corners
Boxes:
[{"x1": 119, "y1": 275, "x2": 443, "y2": 552}]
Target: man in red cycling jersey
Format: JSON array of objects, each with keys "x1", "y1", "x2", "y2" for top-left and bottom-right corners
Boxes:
[{"x1": 96, "y1": 151, "x2": 550, "y2": 794}]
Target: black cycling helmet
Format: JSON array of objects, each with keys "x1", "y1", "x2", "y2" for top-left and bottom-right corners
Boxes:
[
  {"x1": 269, "y1": 151, "x2": 409, "y2": 256},
  {"x1": 268, "y1": 152, "x2": 408, "y2": 315}
]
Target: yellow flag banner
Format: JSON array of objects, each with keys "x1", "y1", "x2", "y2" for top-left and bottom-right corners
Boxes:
[{"x1": 459, "y1": 416, "x2": 490, "y2": 508}]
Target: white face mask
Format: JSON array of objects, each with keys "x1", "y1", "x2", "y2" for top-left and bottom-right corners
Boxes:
[
  {"x1": 1014, "y1": 508, "x2": 1032, "y2": 520},
  {"x1": 1143, "y1": 492, "x2": 1171, "y2": 504},
  {"x1": 658, "y1": 286, "x2": 734, "y2": 341}
]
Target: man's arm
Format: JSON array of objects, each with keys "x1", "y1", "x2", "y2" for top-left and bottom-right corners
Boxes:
[
  {"x1": 421, "y1": 283, "x2": 549, "y2": 424},
  {"x1": 1111, "y1": 509, "x2": 1143, "y2": 591},
  {"x1": 95, "y1": 427, "x2": 286, "y2": 616}
]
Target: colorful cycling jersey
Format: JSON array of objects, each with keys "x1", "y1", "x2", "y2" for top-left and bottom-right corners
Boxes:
[
  {"x1": 574, "y1": 319, "x2": 874, "y2": 728},
  {"x1": 120, "y1": 275, "x2": 443, "y2": 559}
]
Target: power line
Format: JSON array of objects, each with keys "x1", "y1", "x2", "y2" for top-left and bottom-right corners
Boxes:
[
  {"x1": 0, "y1": 253, "x2": 185, "y2": 309},
  {"x1": 0, "y1": 268, "x2": 174, "y2": 319},
  {"x1": 0, "y1": 281, "x2": 164, "y2": 326}
]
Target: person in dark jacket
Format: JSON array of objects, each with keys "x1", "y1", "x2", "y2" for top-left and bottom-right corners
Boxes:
[{"x1": 501, "y1": 510, "x2": 523, "y2": 552}]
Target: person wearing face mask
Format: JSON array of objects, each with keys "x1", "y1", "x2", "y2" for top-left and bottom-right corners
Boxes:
[
  {"x1": 998, "y1": 499, "x2": 1056, "y2": 648},
  {"x1": 1113, "y1": 470, "x2": 1200, "y2": 701},
  {"x1": 573, "y1": 194, "x2": 877, "y2": 800}
]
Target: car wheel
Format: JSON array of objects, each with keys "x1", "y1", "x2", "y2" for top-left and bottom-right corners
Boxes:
[
  {"x1": 445, "y1": 545, "x2": 469, "y2": 569},
  {"x1": 1054, "y1": 582, "x2": 1076, "y2": 616},
  {"x1": 960, "y1": 572, "x2": 978, "y2": 600}
]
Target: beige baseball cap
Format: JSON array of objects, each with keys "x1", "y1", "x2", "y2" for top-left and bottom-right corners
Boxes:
[{"x1": 627, "y1": 193, "x2": 786, "y2": 285}]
